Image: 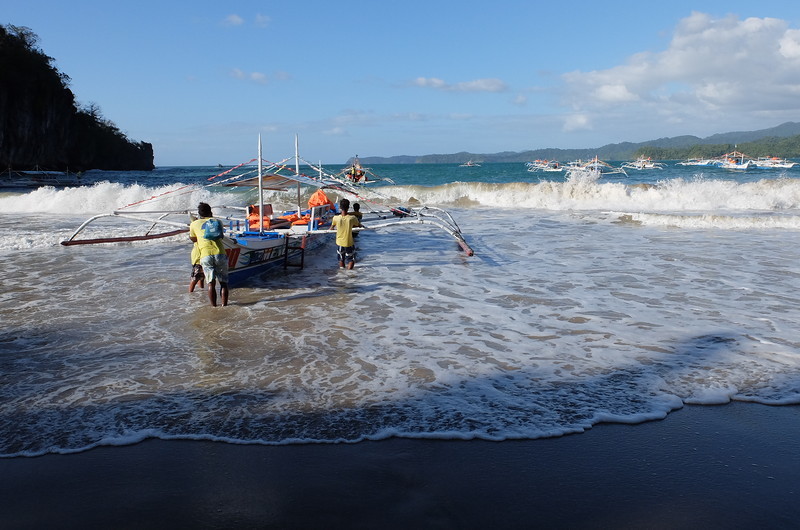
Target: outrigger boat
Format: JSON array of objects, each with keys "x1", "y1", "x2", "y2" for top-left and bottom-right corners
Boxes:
[
  {"x1": 1, "y1": 167, "x2": 81, "y2": 189},
  {"x1": 565, "y1": 156, "x2": 627, "y2": 179},
  {"x1": 716, "y1": 150, "x2": 754, "y2": 170},
  {"x1": 61, "y1": 136, "x2": 473, "y2": 285},
  {"x1": 621, "y1": 157, "x2": 665, "y2": 170},
  {"x1": 676, "y1": 158, "x2": 718, "y2": 166},
  {"x1": 752, "y1": 156, "x2": 797, "y2": 169},
  {"x1": 336, "y1": 155, "x2": 394, "y2": 185},
  {"x1": 525, "y1": 160, "x2": 563, "y2": 172}
]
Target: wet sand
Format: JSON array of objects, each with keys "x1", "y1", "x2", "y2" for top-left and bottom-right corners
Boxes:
[{"x1": 2, "y1": 403, "x2": 799, "y2": 529}]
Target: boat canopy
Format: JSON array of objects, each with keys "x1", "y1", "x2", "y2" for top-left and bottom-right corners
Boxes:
[{"x1": 220, "y1": 172, "x2": 339, "y2": 191}]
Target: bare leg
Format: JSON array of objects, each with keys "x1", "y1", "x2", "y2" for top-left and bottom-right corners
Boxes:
[
  {"x1": 220, "y1": 282, "x2": 229, "y2": 307},
  {"x1": 208, "y1": 280, "x2": 218, "y2": 306}
]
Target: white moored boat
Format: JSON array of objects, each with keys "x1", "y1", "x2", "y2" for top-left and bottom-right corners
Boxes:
[
  {"x1": 621, "y1": 157, "x2": 665, "y2": 170},
  {"x1": 716, "y1": 151, "x2": 754, "y2": 170},
  {"x1": 526, "y1": 160, "x2": 563, "y2": 172},
  {"x1": 565, "y1": 156, "x2": 627, "y2": 179},
  {"x1": 676, "y1": 158, "x2": 719, "y2": 166},
  {"x1": 752, "y1": 156, "x2": 797, "y2": 169}
]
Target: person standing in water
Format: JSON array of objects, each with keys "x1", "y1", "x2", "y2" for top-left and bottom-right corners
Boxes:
[
  {"x1": 330, "y1": 198, "x2": 363, "y2": 269},
  {"x1": 352, "y1": 202, "x2": 363, "y2": 222},
  {"x1": 188, "y1": 242, "x2": 205, "y2": 293},
  {"x1": 189, "y1": 202, "x2": 229, "y2": 306}
]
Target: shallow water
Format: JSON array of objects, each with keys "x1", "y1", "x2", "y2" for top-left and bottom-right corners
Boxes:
[{"x1": 2, "y1": 162, "x2": 800, "y2": 456}]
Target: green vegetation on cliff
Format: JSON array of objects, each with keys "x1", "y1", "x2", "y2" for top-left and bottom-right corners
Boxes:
[
  {"x1": 0, "y1": 24, "x2": 154, "y2": 171},
  {"x1": 635, "y1": 135, "x2": 800, "y2": 161},
  {"x1": 358, "y1": 123, "x2": 800, "y2": 165}
]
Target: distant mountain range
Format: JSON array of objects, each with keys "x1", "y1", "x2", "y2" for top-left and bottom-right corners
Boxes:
[{"x1": 356, "y1": 122, "x2": 800, "y2": 164}]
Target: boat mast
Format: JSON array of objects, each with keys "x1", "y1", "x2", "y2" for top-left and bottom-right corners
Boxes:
[
  {"x1": 258, "y1": 135, "x2": 264, "y2": 233},
  {"x1": 294, "y1": 134, "x2": 301, "y2": 215}
]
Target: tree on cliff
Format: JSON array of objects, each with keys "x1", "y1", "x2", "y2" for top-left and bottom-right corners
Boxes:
[{"x1": 0, "y1": 24, "x2": 154, "y2": 171}]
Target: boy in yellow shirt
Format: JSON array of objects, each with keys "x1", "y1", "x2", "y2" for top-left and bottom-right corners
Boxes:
[
  {"x1": 189, "y1": 242, "x2": 205, "y2": 292},
  {"x1": 330, "y1": 198, "x2": 363, "y2": 269}
]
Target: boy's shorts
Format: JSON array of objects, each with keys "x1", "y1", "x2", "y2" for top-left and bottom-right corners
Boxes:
[
  {"x1": 337, "y1": 245, "x2": 356, "y2": 263},
  {"x1": 191, "y1": 264, "x2": 205, "y2": 280}
]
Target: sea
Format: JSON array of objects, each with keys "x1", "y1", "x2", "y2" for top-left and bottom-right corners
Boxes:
[{"x1": 1, "y1": 160, "x2": 800, "y2": 457}]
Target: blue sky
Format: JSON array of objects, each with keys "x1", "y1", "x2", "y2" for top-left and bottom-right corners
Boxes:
[{"x1": 6, "y1": 1, "x2": 800, "y2": 166}]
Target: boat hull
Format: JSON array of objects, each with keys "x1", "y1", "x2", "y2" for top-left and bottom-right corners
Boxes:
[{"x1": 223, "y1": 231, "x2": 330, "y2": 285}]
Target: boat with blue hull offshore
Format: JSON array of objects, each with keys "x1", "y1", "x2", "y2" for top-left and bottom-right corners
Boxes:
[{"x1": 61, "y1": 136, "x2": 473, "y2": 285}]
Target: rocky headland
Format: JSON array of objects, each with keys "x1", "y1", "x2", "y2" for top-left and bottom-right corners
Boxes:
[{"x1": 0, "y1": 24, "x2": 154, "y2": 172}]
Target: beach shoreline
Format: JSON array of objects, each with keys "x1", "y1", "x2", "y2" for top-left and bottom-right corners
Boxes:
[{"x1": 2, "y1": 402, "x2": 798, "y2": 529}]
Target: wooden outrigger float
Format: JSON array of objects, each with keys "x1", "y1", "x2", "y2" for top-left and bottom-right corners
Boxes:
[{"x1": 61, "y1": 136, "x2": 473, "y2": 285}]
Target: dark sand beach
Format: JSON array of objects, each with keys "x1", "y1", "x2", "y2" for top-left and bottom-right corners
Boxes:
[{"x1": 2, "y1": 402, "x2": 798, "y2": 529}]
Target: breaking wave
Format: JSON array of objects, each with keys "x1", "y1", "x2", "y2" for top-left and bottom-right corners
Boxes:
[{"x1": 373, "y1": 176, "x2": 800, "y2": 213}]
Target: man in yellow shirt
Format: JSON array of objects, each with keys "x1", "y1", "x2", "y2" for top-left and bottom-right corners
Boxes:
[
  {"x1": 188, "y1": 202, "x2": 229, "y2": 306},
  {"x1": 330, "y1": 198, "x2": 363, "y2": 269}
]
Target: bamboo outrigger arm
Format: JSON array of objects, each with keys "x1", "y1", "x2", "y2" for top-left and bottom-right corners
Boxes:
[
  {"x1": 60, "y1": 212, "x2": 190, "y2": 246},
  {"x1": 313, "y1": 217, "x2": 474, "y2": 257}
]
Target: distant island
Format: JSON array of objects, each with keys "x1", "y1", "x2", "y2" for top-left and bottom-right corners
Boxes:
[
  {"x1": 354, "y1": 122, "x2": 800, "y2": 165},
  {"x1": 0, "y1": 24, "x2": 154, "y2": 172}
]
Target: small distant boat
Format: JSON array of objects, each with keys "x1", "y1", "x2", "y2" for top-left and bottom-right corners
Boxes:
[
  {"x1": 676, "y1": 158, "x2": 719, "y2": 167},
  {"x1": 342, "y1": 155, "x2": 367, "y2": 183},
  {"x1": 621, "y1": 157, "x2": 665, "y2": 170},
  {"x1": 716, "y1": 151, "x2": 754, "y2": 170},
  {"x1": 565, "y1": 156, "x2": 627, "y2": 179},
  {"x1": 0, "y1": 167, "x2": 81, "y2": 189},
  {"x1": 459, "y1": 160, "x2": 480, "y2": 167},
  {"x1": 752, "y1": 156, "x2": 797, "y2": 169},
  {"x1": 526, "y1": 159, "x2": 563, "y2": 172},
  {"x1": 335, "y1": 156, "x2": 394, "y2": 185}
]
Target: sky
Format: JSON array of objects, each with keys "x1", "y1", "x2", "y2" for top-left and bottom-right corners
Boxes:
[{"x1": 5, "y1": 1, "x2": 800, "y2": 166}]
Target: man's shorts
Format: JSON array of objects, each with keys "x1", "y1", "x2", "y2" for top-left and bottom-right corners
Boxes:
[
  {"x1": 200, "y1": 254, "x2": 229, "y2": 284},
  {"x1": 191, "y1": 264, "x2": 205, "y2": 280},
  {"x1": 337, "y1": 245, "x2": 356, "y2": 263}
]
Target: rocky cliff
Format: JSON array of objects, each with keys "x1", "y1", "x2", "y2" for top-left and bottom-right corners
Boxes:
[{"x1": 0, "y1": 25, "x2": 154, "y2": 171}]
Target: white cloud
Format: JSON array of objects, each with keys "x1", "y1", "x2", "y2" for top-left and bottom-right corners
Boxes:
[
  {"x1": 563, "y1": 114, "x2": 591, "y2": 132},
  {"x1": 323, "y1": 127, "x2": 348, "y2": 136},
  {"x1": 559, "y1": 12, "x2": 800, "y2": 130},
  {"x1": 223, "y1": 14, "x2": 244, "y2": 27},
  {"x1": 414, "y1": 77, "x2": 447, "y2": 89},
  {"x1": 223, "y1": 13, "x2": 270, "y2": 28},
  {"x1": 593, "y1": 84, "x2": 638, "y2": 103},
  {"x1": 780, "y1": 29, "x2": 800, "y2": 59},
  {"x1": 255, "y1": 14, "x2": 271, "y2": 28},
  {"x1": 230, "y1": 69, "x2": 269, "y2": 84},
  {"x1": 249, "y1": 72, "x2": 268, "y2": 84},
  {"x1": 413, "y1": 77, "x2": 508, "y2": 93}
]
